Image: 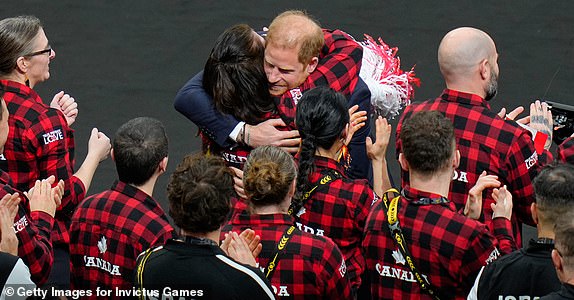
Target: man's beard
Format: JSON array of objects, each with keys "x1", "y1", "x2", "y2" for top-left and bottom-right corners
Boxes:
[{"x1": 484, "y1": 69, "x2": 498, "y2": 101}]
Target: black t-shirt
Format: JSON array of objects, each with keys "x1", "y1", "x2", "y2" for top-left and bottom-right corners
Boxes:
[
  {"x1": 477, "y1": 239, "x2": 561, "y2": 299},
  {"x1": 135, "y1": 239, "x2": 275, "y2": 300}
]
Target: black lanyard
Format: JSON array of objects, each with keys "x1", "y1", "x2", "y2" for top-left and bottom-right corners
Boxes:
[
  {"x1": 381, "y1": 188, "x2": 442, "y2": 300},
  {"x1": 177, "y1": 235, "x2": 219, "y2": 247},
  {"x1": 288, "y1": 169, "x2": 341, "y2": 216}
]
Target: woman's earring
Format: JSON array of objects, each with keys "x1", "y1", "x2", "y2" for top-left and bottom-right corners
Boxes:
[{"x1": 337, "y1": 143, "x2": 351, "y2": 171}]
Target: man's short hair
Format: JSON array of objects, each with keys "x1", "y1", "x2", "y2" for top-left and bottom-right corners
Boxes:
[
  {"x1": 400, "y1": 110, "x2": 455, "y2": 176},
  {"x1": 113, "y1": 117, "x2": 168, "y2": 185},
  {"x1": 533, "y1": 163, "x2": 574, "y2": 225},
  {"x1": 167, "y1": 153, "x2": 234, "y2": 234},
  {"x1": 554, "y1": 216, "x2": 574, "y2": 270},
  {"x1": 266, "y1": 10, "x2": 324, "y2": 65}
]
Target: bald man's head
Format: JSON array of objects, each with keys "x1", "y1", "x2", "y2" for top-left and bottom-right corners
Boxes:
[
  {"x1": 438, "y1": 27, "x2": 497, "y2": 77},
  {"x1": 438, "y1": 27, "x2": 499, "y2": 100}
]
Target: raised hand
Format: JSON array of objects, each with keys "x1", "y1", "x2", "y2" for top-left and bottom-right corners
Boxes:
[
  {"x1": 464, "y1": 171, "x2": 501, "y2": 220},
  {"x1": 221, "y1": 231, "x2": 258, "y2": 267},
  {"x1": 229, "y1": 167, "x2": 247, "y2": 199},
  {"x1": 51, "y1": 91, "x2": 79, "y2": 126},
  {"x1": 492, "y1": 185, "x2": 513, "y2": 220},
  {"x1": 0, "y1": 200, "x2": 19, "y2": 255},
  {"x1": 345, "y1": 105, "x2": 368, "y2": 146}
]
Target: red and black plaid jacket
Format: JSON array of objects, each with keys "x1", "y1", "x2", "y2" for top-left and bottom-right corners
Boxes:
[
  {"x1": 362, "y1": 185, "x2": 516, "y2": 299},
  {"x1": 274, "y1": 29, "x2": 362, "y2": 128},
  {"x1": 223, "y1": 212, "x2": 352, "y2": 299},
  {"x1": 0, "y1": 170, "x2": 54, "y2": 285},
  {"x1": 69, "y1": 180, "x2": 175, "y2": 296},
  {"x1": 0, "y1": 79, "x2": 86, "y2": 246},
  {"x1": 396, "y1": 89, "x2": 553, "y2": 246},
  {"x1": 559, "y1": 136, "x2": 574, "y2": 164},
  {"x1": 294, "y1": 156, "x2": 373, "y2": 289}
]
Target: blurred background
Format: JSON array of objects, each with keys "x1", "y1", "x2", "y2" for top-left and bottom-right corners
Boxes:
[{"x1": 2, "y1": 0, "x2": 573, "y2": 241}]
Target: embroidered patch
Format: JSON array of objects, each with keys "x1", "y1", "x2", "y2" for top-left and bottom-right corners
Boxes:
[
  {"x1": 98, "y1": 236, "x2": 108, "y2": 254},
  {"x1": 392, "y1": 249, "x2": 406, "y2": 265},
  {"x1": 290, "y1": 88, "x2": 303, "y2": 105},
  {"x1": 339, "y1": 259, "x2": 347, "y2": 277},
  {"x1": 43, "y1": 129, "x2": 64, "y2": 145}
]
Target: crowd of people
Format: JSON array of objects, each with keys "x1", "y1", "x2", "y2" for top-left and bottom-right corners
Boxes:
[{"x1": 1, "y1": 8, "x2": 574, "y2": 300}]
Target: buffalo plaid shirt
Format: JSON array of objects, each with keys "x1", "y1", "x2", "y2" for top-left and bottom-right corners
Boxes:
[
  {"x1": 362, "y1": 185, "x2": 516, "y2": 299},
  {"x1": 69, "y1": 180, "x2": 175, "y2": 296},
  {"x1": 0, "y1": 80, "x2": 86, "y2": 246},
  {"x1": 294, "y1": 156, "x2": 373, "y2": 290},
  {"x1": 559, "y1": 136, "x2": 574, "y2": 164},
  {"x1": 396, "y1": 89, "x2": 553, "y2": 246},
  {"x1": 223, "y1": 212, "x2": 352, "y2": 299},
  {"x1": 274, "y1": 29, "x2": 362, "y2": 128},
  {"x1": 0, "y1": 170, "x2": 54, "y2": 285}
]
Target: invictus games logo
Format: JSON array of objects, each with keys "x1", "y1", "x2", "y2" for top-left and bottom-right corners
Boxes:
[{"x1": 290, "y1": 88, "x2": 303, "y2": 105}]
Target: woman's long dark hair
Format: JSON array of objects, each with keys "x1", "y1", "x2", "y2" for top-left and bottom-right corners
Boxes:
[
  {"x1": 203, "y1": 24, "x2": 273, "y2": 124},
  {"x1": 294, "y1": 86, "x2": 348, "y2": 200}
]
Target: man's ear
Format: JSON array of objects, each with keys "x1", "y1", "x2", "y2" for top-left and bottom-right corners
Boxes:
[
  {"x1": 306, "y1": 56, "x2": 319, "y2": 74},
  {"x1": 453, "y1": 150, "x2": 461, "y2": 169},
  {"x1": 398, "y1": 153, "x2": 409, "y2": 172},
  {"x1": 531, "y1": 202, "x2": 539, "y2": 225},
  {"x1": 110, "y1": 148, "x2": 115, "y2": 162},
  {"x1": 479, "y1": 59, "x2": 489, "y2": 80},
  {"x1": 158, "y1": 156, "x2": 168, "y2": 174},
  {"x1": 552, "y1": 248, "x2": 564, "y2": 280}
]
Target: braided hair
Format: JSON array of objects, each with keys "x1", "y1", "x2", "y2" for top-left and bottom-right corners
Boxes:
[{"x1": 294, "y1": 86, "x2": 349, "y2": 200}]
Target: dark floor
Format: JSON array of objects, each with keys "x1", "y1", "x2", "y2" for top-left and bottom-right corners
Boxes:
[{"x1": 2, "y1": 0, "x2": 573, "y2": 241}]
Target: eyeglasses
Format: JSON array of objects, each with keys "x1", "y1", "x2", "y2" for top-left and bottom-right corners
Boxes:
[{"x1": 24, "y1": 47, "x2": 52, "y2": 57}]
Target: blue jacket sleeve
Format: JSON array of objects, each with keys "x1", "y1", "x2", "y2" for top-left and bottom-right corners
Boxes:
[
  {"x1": 174, "y1": 71, "x2": 240, "y2": 147},
  {"x1": 346, "y1": 78, "x2": 373, "y2": 183}
]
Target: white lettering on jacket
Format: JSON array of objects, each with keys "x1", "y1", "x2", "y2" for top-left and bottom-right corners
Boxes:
[
  {"x1": 83, "y1": 256, "x2": 121, "y2": 276},
  {"x1": 43, "y1": 129, "x2": 64, "y2": 145}
]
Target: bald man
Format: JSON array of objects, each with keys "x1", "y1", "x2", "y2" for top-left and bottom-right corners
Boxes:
[{"x1": 396, "y1": 27, "x2": 554, "y2": 247}]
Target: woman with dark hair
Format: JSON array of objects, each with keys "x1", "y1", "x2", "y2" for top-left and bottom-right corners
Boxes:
[
  {"x1": 293, "y1": 86, "x2": 390, "y2": 292},
  {"x1": 223, "y1": 145, "x2": 352, "y2": 299},
  {"x1": 203, "y1": 24, "x2": 273, "y2": 125},
  {"x1": 0, "y1": 15, "x2": 111, "y2": 286},
  {"x1": 187, "y1": 24, "x2": 285, "y2": 171}
]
